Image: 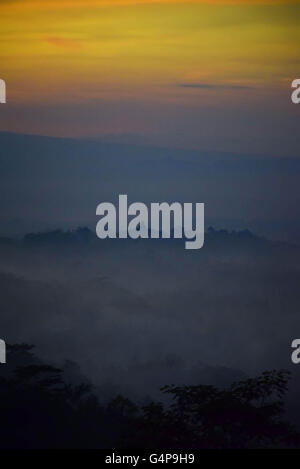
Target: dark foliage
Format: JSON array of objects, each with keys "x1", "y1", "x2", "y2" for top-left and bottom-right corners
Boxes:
[{"x1": 0, "y1": 344, "x2": 298, "y2": 449}]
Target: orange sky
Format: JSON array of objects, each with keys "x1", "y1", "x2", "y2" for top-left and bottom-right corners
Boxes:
[
  {"x1": 0, "y1": 0, "x2": 299, "y2": 152},
  {"x1": 1, "y1": 0, "x2": 299, "y2": 99},
  {"x1": 1, "y1": 0, "x2": 295, "y2": 6}
]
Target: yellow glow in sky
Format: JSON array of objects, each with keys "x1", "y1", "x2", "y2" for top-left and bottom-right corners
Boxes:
[{"x1": 0, "y1": 1, "x2": 299, "y2": 106}]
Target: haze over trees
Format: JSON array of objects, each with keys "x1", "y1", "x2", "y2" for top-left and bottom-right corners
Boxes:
[{"x1": 0, "y1": 344, "x2": 298, "y2": 449}]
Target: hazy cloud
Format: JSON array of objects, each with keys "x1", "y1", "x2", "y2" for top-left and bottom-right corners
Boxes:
[{"x1": 178, "y1": 83, "x2": 253, "y2": 89}]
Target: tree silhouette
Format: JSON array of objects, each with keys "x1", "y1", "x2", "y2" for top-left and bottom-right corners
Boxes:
[
  {"x1": 134, "y1": 370, "x2": 299, "y2": 449},
  {"x1": 0, "y1": 344, "x2": 298, "y2": 449}
]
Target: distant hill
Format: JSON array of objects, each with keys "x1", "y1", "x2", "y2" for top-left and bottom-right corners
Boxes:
[{"x1": 1, "y1": 132, "x2": 300, "y2": 242}]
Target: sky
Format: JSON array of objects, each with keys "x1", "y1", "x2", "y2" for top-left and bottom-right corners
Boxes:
[{"x1": 0, "y1": 0, "x2": 299, "y2": 154}]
